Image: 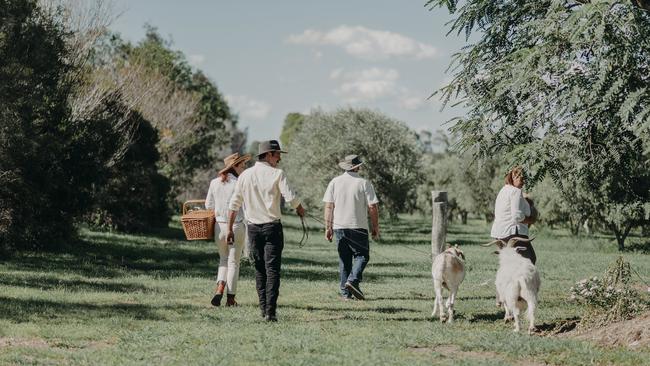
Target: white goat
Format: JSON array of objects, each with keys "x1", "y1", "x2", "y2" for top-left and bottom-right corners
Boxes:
[
  {"x1": 483, "y1": 238, "x2": 540, "y2": 334},
  {"x1": 431, "y1": 245, "x2": 466, "y2": 323}
]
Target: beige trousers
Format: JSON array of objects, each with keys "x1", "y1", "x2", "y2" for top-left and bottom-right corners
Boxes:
[{"x1": 215, "y1": 222, "x2": 245, "y2": 294}]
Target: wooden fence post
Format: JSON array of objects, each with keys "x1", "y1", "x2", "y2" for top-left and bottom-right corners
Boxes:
[{"x1": 431, "y1": 191, "x2": 448, "y2": 257}]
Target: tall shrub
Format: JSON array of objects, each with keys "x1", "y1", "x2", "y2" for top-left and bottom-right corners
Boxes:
[{"x1": 0, "y1": 0, "x2": 123, "y2": 251}]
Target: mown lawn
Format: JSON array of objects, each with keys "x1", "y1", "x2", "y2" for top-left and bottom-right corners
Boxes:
[{"x1": 1, "y1": 214, "x2": 649, "y2": 365}]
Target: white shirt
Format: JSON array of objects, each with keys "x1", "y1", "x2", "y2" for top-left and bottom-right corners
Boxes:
[
  {"x1": 205, "y1": 173, "x2": 243, "y2": 223},
  {"x1": 322, "y1": 171, "x2": 379, "y2": 230},
  {"x1": 490, "y1": 184, "x2": 531, "y2": 239},
  {"x1": 228, "y1": 161, "x2": 301, "y2": 225}
]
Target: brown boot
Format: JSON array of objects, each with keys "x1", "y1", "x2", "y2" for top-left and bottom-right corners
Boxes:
[
  {"x1": 226, "y1": 294, "x2": 238, "y2": 307},
  {"x1": 211, "y1": 281, "x2": 226, "y2": 307}
]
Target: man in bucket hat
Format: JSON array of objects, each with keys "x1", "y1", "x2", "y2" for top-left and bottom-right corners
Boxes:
[
  {"x1": 323, "y1": 154, "x2": 379, "y2": 300},
  {"x1": 227, "y1": 140, "x2": 305, "y2": 322}
]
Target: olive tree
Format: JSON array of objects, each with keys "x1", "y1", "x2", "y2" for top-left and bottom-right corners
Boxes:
[{"x1": 283, "y1": 108, "x2": 422, "y2": 218}]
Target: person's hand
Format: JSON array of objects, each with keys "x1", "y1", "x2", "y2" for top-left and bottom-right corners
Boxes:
[
  {"x1": 226, "y1": 230, "x2": 234, "y2": 245},
  {"x1": 296, "y1": 205, "x2": 305, "y2": 218},
  {"x1": 325, "y1": 228, "x2": 333, "y2": 242},
  {"x1": 371, "y1": 227, "x2": 380, "y2": 241}
]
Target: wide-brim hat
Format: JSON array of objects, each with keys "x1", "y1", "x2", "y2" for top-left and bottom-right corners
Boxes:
[
  {"x1": 218, "y1": 152, "x2": 251, "y2": 175},
  {"x1": 258, "y1": 140, "x2": 287, "y2": 156},
  {"x1": 338, "y1": 154, "x2": 363, "y2": 171}
]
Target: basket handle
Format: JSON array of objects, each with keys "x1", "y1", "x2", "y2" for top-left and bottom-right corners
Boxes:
[{"x1": 183, "y1": 200, "x2": 206, "y2": 215}]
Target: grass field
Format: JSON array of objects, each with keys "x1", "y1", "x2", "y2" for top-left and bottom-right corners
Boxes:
[{"x1": 1, "y1": 214, "x2": 649, "y2": 365}]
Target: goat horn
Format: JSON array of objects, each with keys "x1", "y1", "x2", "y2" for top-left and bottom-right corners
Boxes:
[
  {"x1": 481, "y1": 240, "x2": 505, "y2": 247},
  {"x1": 506, "y1": 236, "x2": 535, "y2": 247}
]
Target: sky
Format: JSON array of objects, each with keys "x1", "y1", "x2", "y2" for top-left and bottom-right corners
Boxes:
[{"x1": 110, "y1": 0, "x2": 467, "y2": 143}]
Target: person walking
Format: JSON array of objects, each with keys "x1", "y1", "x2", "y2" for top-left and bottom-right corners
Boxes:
[
  {"x1": 206, "y1": 152, "x2": 251, "y2": 307},
  {"x1": 491, "y1": 166, "x2": 537, "y2": 264},
  {"x1": 226, "y1": 140, "x2": 305, "y2": 322},
  {"x1": 323, "y1": 155, "x2": 379, "y2": 301}
]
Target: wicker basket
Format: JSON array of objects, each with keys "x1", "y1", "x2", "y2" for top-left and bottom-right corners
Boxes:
[{"x1": 181, "y1": 200, "x2": 215, "y2": 240}]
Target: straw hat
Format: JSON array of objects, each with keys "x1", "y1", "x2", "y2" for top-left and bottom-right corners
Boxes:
[
  {"x1": 218, "y1": 153, "x2": 251, "y2": 175},
  {"x1": 338, "y1": 154, "x2": 363, "y2": 171}
]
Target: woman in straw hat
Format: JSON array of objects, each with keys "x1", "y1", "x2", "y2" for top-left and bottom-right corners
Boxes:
[{"x1": 205, "y1": 152, "x2": 251, "y2": 307}]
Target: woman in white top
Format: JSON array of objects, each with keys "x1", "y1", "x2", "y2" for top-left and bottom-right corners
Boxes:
[
  {"x1": 206, "y1": 153, "x2": 250, "y2": 306},
  {"x1": 490, "y1": 166, "x2": 536, "y2": 264}
]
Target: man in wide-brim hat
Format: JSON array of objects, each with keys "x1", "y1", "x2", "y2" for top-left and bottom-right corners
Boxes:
[
  {"x1": 227, "y1": 139, "x2": 305, "y2": 322},
  {"x1": 206, "y1": 152, "x2": 251, "y2": 307},
  {"x1": 323, "y1": 154, "x2": 380, "y2": 301}
]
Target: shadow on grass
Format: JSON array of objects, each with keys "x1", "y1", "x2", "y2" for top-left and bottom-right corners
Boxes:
[
  {"x1": 536, "y1": 317, "x2": 580, "y2": 335},
  {"x1": 624, "y1": 241, "x2": 650, "y2": 254},
  {"x1": 0, "y1": 274, "x2": 155, "y2": 293},
  {"x1": 5, "y1": 235, "x2": 218, "y2": 279},
  {"x1": 283, "y1": 303, "x2": 420, "y2": 314},
  {"x1": 0, "y1": 296, "x2": 165, "y2": 322},
  {"x1": 468, "y1": 311, "x2": 506, "y2": 322}
]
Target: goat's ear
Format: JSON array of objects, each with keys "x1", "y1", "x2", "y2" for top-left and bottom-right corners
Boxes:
[
  {"x1": 454, "y1": 244, "x2": 459, "y2": 249},
  {"x1": 446, "y1": 243, "x2": 452, "y2": 249},
  {"x1": 496, "y1": 240, "x2": 505, "y2": 250}
]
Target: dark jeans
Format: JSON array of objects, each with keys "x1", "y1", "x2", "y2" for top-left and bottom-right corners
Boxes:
[
  {"x1": 500, "y1": 233, "x2": 537, "y2": 265},
  {"x1": 335, "y1": 228, "x2": 370, "y2": 297},
  {"x1": 248, "y1": 221, "x2": 284, "y2": 316}
]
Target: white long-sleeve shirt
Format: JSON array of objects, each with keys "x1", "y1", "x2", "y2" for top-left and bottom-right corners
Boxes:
[
  {"x1": 205, "y1": 173, "x2": 244, "y2": 223},
  {"x1": 228, "y1": 161, "x2": 301, "y2": 225},
  {"x1": 490, "y1": 185, "x2": 531, "y2": 239}
]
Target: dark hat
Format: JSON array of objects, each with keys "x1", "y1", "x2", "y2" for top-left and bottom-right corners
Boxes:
[
  {"x1": 258, "y1": 140, "x2": 287, "y2": 155},
  {"x1": 339, "y1": 154, "x2": 363, "y2": 171}
]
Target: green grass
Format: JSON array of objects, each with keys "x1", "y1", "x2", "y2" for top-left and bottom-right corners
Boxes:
[{"x1": 1, "y1": 215, "x2": 649, "y2": 365}]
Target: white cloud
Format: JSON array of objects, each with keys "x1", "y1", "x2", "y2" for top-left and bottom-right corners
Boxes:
[
  {"x1": 398, "y1": 95, "x2": 426, "y2": 111},
  {"x1": 225, "y1": 95, "x2": 271, "y2": 120},
  {"x1": 188, "y1": 54, "x2": 205, "y2": 67},
  {"x1": 287, "y1": 25, "x2": 438, "y2": 60},
  {"x1": 330, "y1": 67, "x2": 400, "y2": 103}
]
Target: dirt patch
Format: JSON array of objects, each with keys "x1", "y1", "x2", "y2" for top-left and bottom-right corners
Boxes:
[
  {"x1": 0, "y1": 337, "x2": 49, "y2": 349},
  {"x1": 557, "y1": 311, "x2": 650, "y2": 350},
  {"x1": 407, "y1": 344, "x2": 548, "y2": 366},
  {"x1": 0, "y1": 336, "x2": 115, "y2": 350}
]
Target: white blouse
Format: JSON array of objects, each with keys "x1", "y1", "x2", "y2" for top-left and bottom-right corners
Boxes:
[
  {"x1": 206, "y1": 173, "x2": 244, "y2": 223},
  {"x1": 490, "y1": 185, "x2": 531, "y2": 239}
]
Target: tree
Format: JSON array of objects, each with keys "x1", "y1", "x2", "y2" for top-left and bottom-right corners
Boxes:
[
  {"x1": 283, "y1": 108, "x2": 422, "y2": 218},
  {"x1": 85, "y1": 96, "x2": 171, "y2": 232},
  {"x1": 279, "y1": 113, "x2": 305, "y2": 148},
  {"x1": 416, "y1": 131, "x2": 501, "y2": 223},
  {"x1": 0, "y1": 0, "x2": 126, "y2": 251},
  {"x1": 430, "y1": 0, "x2": 650, "y2": 249},
  {"x1": 95, "y1": 26, "x2": 242, "y2": 204}
]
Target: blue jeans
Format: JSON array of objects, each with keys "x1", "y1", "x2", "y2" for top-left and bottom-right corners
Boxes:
[{"x1": 335, "y1": 229, "x2": 370, "y2": 297}]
